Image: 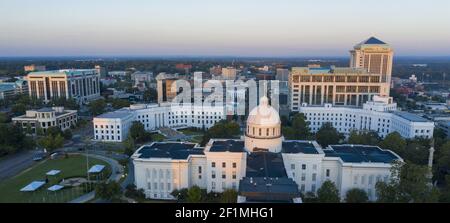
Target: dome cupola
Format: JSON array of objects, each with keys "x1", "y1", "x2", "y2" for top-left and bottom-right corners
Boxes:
[{"x1": 244, "y1": 96, "x2": 283, "y2": 153}]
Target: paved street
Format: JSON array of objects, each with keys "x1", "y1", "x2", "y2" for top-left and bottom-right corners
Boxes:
[{"x1": 0, "y1": 150, "x2": 36, "y2": 182}]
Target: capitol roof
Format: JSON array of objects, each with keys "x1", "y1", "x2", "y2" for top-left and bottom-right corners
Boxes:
[
  {"x1": 208, "y1": 140, "x2": 245, "y2": 153},
  {"x1": 281, "y1": 141, "x2": 320, "y2": 154},
  {"x1": 247, "y1": 96, "x2": 280, "y2": 127},
  {"x1": 136, "y1": 142, "x2": 203, "y2": 160},
  {"x1": 324, "y1": 145, "x2": 401, "y2": 163}
]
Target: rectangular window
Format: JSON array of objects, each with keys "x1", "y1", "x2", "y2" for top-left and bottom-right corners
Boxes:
[
  {"x1": 222, "y1": 162, "x2": 226, "y2": 168},
  {"x1": 301, "y1": 173, "x2": 306, "y2": 181},
  {"x1": 312, "y1": 173, "x2": 317, "y2": 181},
  {"x1": 232, "y1": 171, "x2": 236, "y2": 179},
  {"x1": 232, "y1": 163, "x2": 237, "y2": 168},
  {"x1": 291, "y1": 164, "x2": 295, "y2": 170},
  {"x1": 211, "y1": 162, "x2": 215, "y2": 168},
  {"x1": 302, "y1": 164, "x2": 306, "y2": 170},
  {"x1": 212, "y1": 171, "x2": 216, "y2": 179},
  {"x1": 326, "y1": 169, "x2": 330, "y2": 177},
  {"x1": 222, "y1": 171, "x2": 226, "y2": 179},
  {"x1": 198, "y1": 166, "x2": 202, "y2": 174}
]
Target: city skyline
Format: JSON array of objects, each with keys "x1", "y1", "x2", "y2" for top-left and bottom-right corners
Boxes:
[{"x1": 1, "y1": 0, "x2": 450, "y2": 57}]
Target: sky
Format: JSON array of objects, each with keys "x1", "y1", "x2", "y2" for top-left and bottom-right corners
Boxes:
[{"x1": 0, "y1": 0, "x2": 450, "y2": 57}]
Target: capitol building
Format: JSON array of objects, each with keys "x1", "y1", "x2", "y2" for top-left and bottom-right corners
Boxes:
[{"x1": 132, "y1": 96, "x2": 403, "y2": 203}]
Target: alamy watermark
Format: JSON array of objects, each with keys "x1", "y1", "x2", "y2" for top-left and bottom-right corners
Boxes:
[{"x1": 169, "y1": 73, "x2": 281, "y2": 115}]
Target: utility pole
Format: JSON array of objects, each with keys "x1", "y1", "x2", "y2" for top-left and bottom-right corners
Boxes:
[{"x1": 427, "y1": 139, "x2": 435, "y2": 186}]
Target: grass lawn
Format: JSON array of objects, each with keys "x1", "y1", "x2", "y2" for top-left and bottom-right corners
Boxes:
[
  {"x1": 179, "y1": 128, "x2": 204, "y2": 136},
  {"x1": 0, "y1": 154, "x2": 110, "y2": 203},
  {"x1": 190, "y1": 135, "x2": 204, "y2": 144},
  {"x1": 151, "y1": 133, "x2": 166, "y2": 142}
]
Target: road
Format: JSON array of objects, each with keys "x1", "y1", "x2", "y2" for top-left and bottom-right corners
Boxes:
[{"x1": 0, "y1": 150, "x2": 36, "y2": 182}]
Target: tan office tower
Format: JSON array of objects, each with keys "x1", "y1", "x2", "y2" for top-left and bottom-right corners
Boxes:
[{"x1": 350, "y1": 37, "x2": 393, "y2": 96}]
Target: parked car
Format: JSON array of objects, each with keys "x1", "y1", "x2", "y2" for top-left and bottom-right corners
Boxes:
[{"x1": 32, "y1": 152, "x2": 46, "y2": 161}]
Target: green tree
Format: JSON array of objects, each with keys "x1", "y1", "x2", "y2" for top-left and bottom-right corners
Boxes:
[
  {"x1": 123, "y1": 136, "x2": 136, "y2": 156},
  {"x1": 187, "y1": 186, "x2": 203, "y2": 202},
  {"x1": 128, "y1": 121, "x2": 152, "y2": 143},
  {"x1": 11, "y1": 103, "x2": 26, "y2": 116},
  {"x1": 221, "y1": 189, "x2": 237, "y2": 203},
  {"x1": 439, "y1": 175, "x2": 450, "y2": 203},
  {"x1": 0, "y1": 112, "x2": 9, "y2": 123},
  {"x1": 317, "y1": 180, "x2": 340, "y2": 203},
  {"x1": 95, "y1": 181, "x2": 122, "y2": 201},
  {"x1": 315, "y1": 123, "x2": 343, "y2": 147},
  {"x1": 378, "y1": 132, "x2": 406, "y2": 156},
  {"x1": 302, "y1": 192, "x2": 318, "y2": 203},
  {"x1": 88, "y1": 99, "x2": 106, "y2": 116},
  {"x1": 282, "y1": 126, "x2": 296, "y2": 140},
  {"x1": 283, "y1": 113, "x2": 311, "y2": 140},
  {"x1": 49, "y1": 97, "x2": 79, "y2": 110},
  {"x1": 345, "y1": 188, "x2": 369, "y2": 203},
  {"x1": 143, "y1": 88, "x2": 157, "y2": 102},
  {"x1": 291, "y1": 113, "x2": 311, "y2": 139},
  {"x1": 348, "y1": 131, "x2": 380, "y2": 145},
  {"x1": 0, "y1": 123, "x2": 34, "y2": 156},
  {"x1": 436, "y1": 142, "x2": 450, "y2": 183},
  {"x1": 111, "y1": 98, "x2": 131, "y2": 109},
  {"x1": 37, "y1": 134, "x2": 64, "y2": 152},
  {"x1": 171, "y1": 188, "x2": 189, "y2": 202},
  {"x1": 63, "y1": 129, "x2": 72, "y2": 140},
  {"x1": 46, "y1": 126, "x2": 63, "y2": 137},
  {"x1": 375, "y1": 161, "x2": 440, "y2": 203},
  {"x1": 404, "y1": 140, "x2": 429, "y2": 165},
  {"x1": 201, "y1": 120, "x2": 240, "y2": 146}
]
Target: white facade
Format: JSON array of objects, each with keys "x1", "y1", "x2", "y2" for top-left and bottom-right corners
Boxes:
[
  {"x1": 26, "y1": 69, "x2": 100, "y2": 104},
  {"x1": 93, "y1": 103, "x2": 226, "y2": 142},
  {"x1": 299, "y1": 96, "x2": 434, "y2": 139},
  {"x1": 132, "y1": 97, "x2": 403, "y2": 202},
  {"x1": 132, "y1": 140, "x2": 247, "y2": 199},
  {"x1": 12, "y1": 107, "x2": 77, "y2": 134}
]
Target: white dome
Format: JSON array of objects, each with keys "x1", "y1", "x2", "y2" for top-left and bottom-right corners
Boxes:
[{"x1": 247, "y1": 96, "x2": 280, "y2": 127}]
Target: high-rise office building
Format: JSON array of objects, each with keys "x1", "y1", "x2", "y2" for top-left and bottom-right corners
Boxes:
[
  {"x1": 350, "y1": 37, "x2": 394, "y2": 95},
  {"x1": 289, "y1": 37, "x2": 394, "y2": 110},
  {"x1": 289, "y1": 65, "x2": 389, "y2": 110},
  {"x1": 26, "y1": 69, "x2": 100, "y2": 104},
  {"x1": 221, "y1": 67, "x2": 237, "y2": 80}
]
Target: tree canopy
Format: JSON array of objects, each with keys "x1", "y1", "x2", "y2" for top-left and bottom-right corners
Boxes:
[
  {"x1": 375, "y1": 161, "x2": 440, "y2": 203},
  {"x1": 283, "y1": 113, "x2": 311, "y2": 140},
  {"x1": 0, "y1": 123, "x2": 34, "y2": 156},
  {"x1": 128, "y1": 121, "x2": 152, "y2": 143},
  {"x1": 201, "y1": 120, "x2": 240, "y2": 146},
  {"x1": 88, "y1": 99, "x2": 106, "y2": 116},
  {"x1": 186, "y1": 186, "x2": 203, "y2": 202},
  {"x1": 348, "y1": 130, "x2": 380, "y2": 145},
  {"x1": 345, "y1": 188, "x2": 369, "y2": 203},
  {"x1": 378, "y1": 132, "x2": 406, "y2": 156},
  {"x1": 317, "y1": 180, "x2": 340, "y2": 203},
  {"x1": 315, "y1": 123, "x2": 343, "y2": 147}
]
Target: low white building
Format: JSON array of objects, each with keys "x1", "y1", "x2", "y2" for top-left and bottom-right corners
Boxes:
[
  {"x1": 132, "y1": 96, "x2": 404, "y2": 202},
  {"x1": 12, "y1": 107, "x2": 77, "y2": 134},
  {"x1": 299, "y1": 96, "x2": 434, "y2": 139},
  {"x1": 93, "y1": 103, "x2": 226, "y2": 142}
]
